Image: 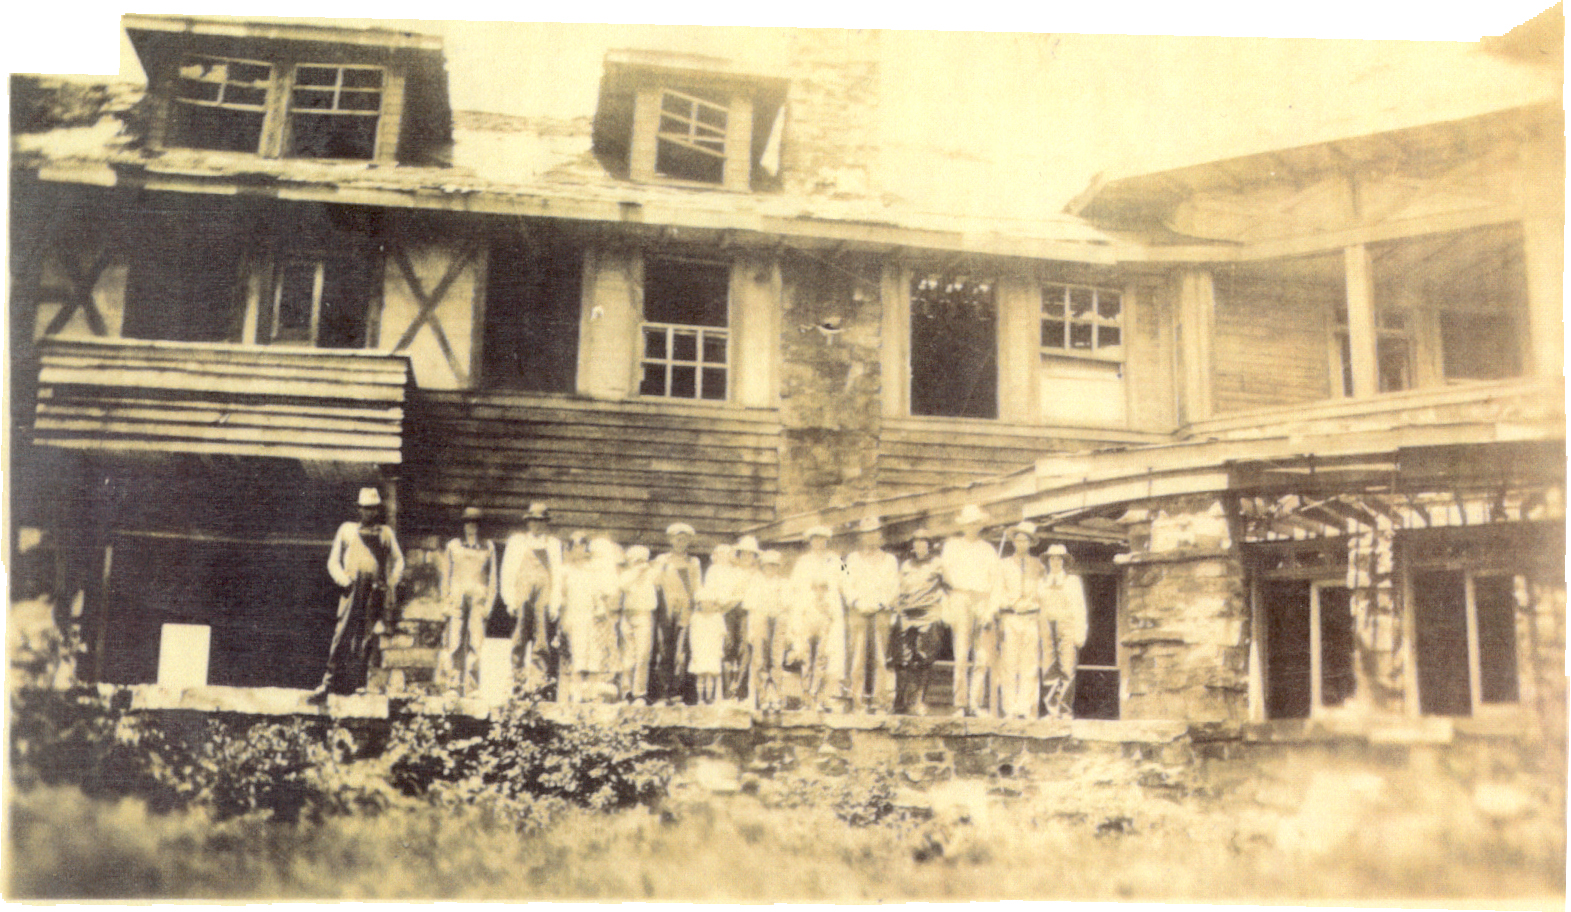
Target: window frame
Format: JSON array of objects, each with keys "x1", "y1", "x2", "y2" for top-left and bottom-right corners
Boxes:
[
  {"x1": 908, "y1": 271, "x2": 1000, "y2": 420},
  {"x1": 283, "y1": 63, "x2": 386, "y2": 161},
  {"x1": 162, "y1": 55, "x2": 392, "y2": 162},
  {"x1": 262, "y1": 252, "x2": 378, "y2": 350},
  {"x1": 653, "y1": 88, "x2": 730, "y2": 184},
  {"x1": 1334, "y1": 305, "x2": 1415, "y2": 396},
  {"x1": 1040, "y1": 281, "x2": 1126, "y2": 363},
  {"x1": 168, "y1": 54, "x2": 275, "y2": 154},
  {"x1": 1405, "y1": 563, "x2": 1523, "y2": 718},
  {"x1": 637, "y1": 255, "x2": 732, "y2": 403}
]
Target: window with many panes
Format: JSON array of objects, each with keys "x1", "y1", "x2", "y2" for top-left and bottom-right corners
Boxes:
[
  {"x1": 639, "y1": 257, "x2": 729, "y2": 401},
  {"x1": 1041, "y1": 282, "x2": 1123, "y2": 358},
  {"x1": 655, "y1": 89, "x2": 729, "y2": 185},
  {"x1": 170, "y1": 55, "x2": 273, "y2": 153},
  {"x1": 265, "y1": 254, "x2": 377, "y2": 349},
  {"x1": 287, "y1": 65, "x2": 383, "y2": 160},
  {"x1": 164, "y1": 55, "x2": 386, "y2": 161}
]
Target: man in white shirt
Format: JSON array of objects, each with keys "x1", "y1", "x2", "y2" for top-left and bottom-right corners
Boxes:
[
  {"x1": 995, "y1": 521, "x2": 1044, "y2": 719},
  {"x1": 842, "y1": 516, "x2": 899, "y2": 713},
  {"x1": 651, "y1": 522, "x2": 703, "y2": 705},
  {"x1": 499, "y1": 502, "x2": 563, "y2": 691},
  {"x1": 787, "y1": 524, "x2": 845, "y2": 711},
  {"x1": 939, "y1": 504, "x2": 1000, "y2": 717},
  {"x1": 1039, "y1": 543, "x2": 1088, "y2": 719}
]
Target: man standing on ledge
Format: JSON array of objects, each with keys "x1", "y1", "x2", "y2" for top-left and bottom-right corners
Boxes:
[
  {"x1": 940, "y1": 504, "x2": 1000, "y2": 717},
  {"x1": 310, "y1": 487, "x2": 404, "y2": 703},
  {"x1": 500, "y1": 502, "x2": 563, "y2": 691}
]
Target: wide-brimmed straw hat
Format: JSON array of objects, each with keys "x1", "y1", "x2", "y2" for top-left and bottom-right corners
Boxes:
[
  {"x1": 1045, "y1": 543, "x2": 1070, "y2": 557},
  {"x1": 523, "y1": 502, "x2": 551, "y2": 521},
  {"x1": 666, "y1": 522, "x2": 696, "y2": 537},
  {"x1": 734, "y1": 535, "x2": 762, "y2": 554},
  {"x1": 956, "y1": 504, "x2": 987, "y2": 527},
  {"x1": 357, "y1": 487, "x2": 382, "y2": 507},
  {"x1": 1007, "y1": 521, "x2": 1038, "y2": 543}
]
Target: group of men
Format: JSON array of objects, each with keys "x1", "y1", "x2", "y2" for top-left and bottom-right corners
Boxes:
[{"x1": 311, "y1": 489, "x2": 1088, "y2": 720}]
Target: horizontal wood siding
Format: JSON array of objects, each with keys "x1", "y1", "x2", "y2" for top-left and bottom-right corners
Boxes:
[
  {"x1": 32, "y1": 339, "x2": 409, "y2": 463},
  {"x1": 403, "y1": 390, "x2": 781, "y2": 547},
  {"x1": 876, "y1": 417, "x2": 1164, "y2": 499},
  {"x1": 1212, "y1": 276, "x2": 1336, "y2": 415}
]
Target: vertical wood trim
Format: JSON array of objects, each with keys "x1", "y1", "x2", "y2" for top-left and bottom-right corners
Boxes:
[
  {"x1": 723, "y1": 94, "x2": 754, "y2": 192},
  {"x1": 1309, "y1": 583, "x2": 1325, "y2": 717},
  {"x1": 1463, "y1": 572, "x2": 1483, "y2": 713},
  {"x1": 575, "y1": 246, "x2": 598, "y2": 396},
  {"x1": 467, "y1": 243, "x2": 488, "y2": 390},
  {"x1": 1177, "y1": 268, "x2": 1215, "y2": 422},
  {"x1": 732, "y1": 253, "x2": 776, "y2": 408},
  {"x1": 629, "y1": 88, "x2": 660, "y2": 183},
  {"x1": 880, "y1": 262, "x2": 910, "y2": 418},
  {"x1": 94, "y1": 543, "x2": 113, "y2": 684},
  {"x1": 376, "y1": 68, "x2": 406, "y2": 163},
  {"x1": 1522, "y1": 215, "x2": 1564, "y2": 380},
  {"x1": 995, "y1": 276, "x2": 1036, "y2": 424},
  {"x1": 1248, "y1": 575, "x2": 1265, "y2": 722},
  {"x1": 1400, "y1": 560, "x2": 1420, "y2": 718},
  {"x1": 577, "y1": 246, "x2": 640, "y2": 400},
  {"x1": 1343, "y1": 244, "x2": 1379, "y2": 398}
]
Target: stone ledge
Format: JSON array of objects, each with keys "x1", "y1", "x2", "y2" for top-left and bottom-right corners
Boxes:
[{"x1": 124, "y1": 684, "x2": 389, "y2": 719}]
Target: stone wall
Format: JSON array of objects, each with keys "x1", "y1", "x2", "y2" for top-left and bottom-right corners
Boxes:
[
  {"x1": 1117, "y1": 495, "x2": 1250, "y2": 722},
  {"x1": 779, "y1": 30, "x2": 882, "y2": 200},
  {"x1": 775, "y1": 254, "x2": 885, "y2": 518}
]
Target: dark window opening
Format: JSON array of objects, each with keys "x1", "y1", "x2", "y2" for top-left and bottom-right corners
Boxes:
[
  {"x1": 1262, "y1": 579, "x2": 1355, "y2": 719},
  {"x1": 1475, "y1": 575, "x2": 1520, "y2": 704},
  {"x1": 1442, "y1": 312, "x2": 1522, "y2": 381},
  {"x1": 286, "y1": 65, "x2": 382, "y2": 160},
  {"x1": 263, "y1": 255, "x2": 375, "y2": 348},
  {"x1": 1073, "y1": 572, "x2": 1120, "y2": 720},
  {"x1": 123, "y1": 242, "x2": 245, "y2": 343},
  {"x1": 482, "y1": 234, "x2": 583, "y2": 391},
  {"x1": 911, "y1": 273, "x2": 998, "y2": 419},
  {"x1": 1413, "y1": 569, "x2": 1474, "y2": 716},
  {"x1": 644, "y1": 257, "x2": 729, "y2": 326}
]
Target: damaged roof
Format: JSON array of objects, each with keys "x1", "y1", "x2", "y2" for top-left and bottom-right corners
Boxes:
[{"x1": 11, "y1": 15, "x2": 1561, "y2": 260}]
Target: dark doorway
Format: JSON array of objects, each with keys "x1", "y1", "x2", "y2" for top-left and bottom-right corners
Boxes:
[
  {"x1": 1073, "y1": 572, "x2": 1120, "y2": 719},
  {"x1": 1413, "y1": 569, "x2": 1472, "y2": 716},
  {"x1": 482, "y1": 232, "x2": 582, "y2": 391}
]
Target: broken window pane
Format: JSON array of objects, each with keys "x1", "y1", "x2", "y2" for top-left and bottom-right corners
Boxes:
[
  {"x1": 169, "y1": 55, "x2": 271, "y2": 154},
  {"x1": 654, "y1": 89, "x2": 729, "y2": 184},
  {"x1": 1097, "y1": 291, "x2": 1122, "y2": 320},
  {"x1": 1042, "y1": 320, "x2": 1066, "y2": 348},
  {"x1": 911, "y1": 272, "x2": 998, "y2": 419},
  {"x1": 639, "y1": 364, "x2": 665, "y2": 396},
  {"x1": 286, "y1": 64, "x2": 383, "y2": 160}
]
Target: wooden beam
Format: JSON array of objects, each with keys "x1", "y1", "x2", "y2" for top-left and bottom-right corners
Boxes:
[{"x1": 1343, "y1": 244, "x2": 1379, "y2": 398}]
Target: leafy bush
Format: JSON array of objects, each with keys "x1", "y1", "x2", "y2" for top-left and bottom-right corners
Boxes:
[{"x1": 387, "y1": 685, "x2": 674, "y2": 822}]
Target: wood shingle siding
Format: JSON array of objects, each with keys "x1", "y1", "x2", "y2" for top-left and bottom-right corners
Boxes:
[
  {"x1": 876, "y1": 416, "x2": 1164, "y2": 498},
  {"x1": 402, "y1": 389, "x2": 780, "y2": 545},
  {"x1": 32, "y1": 338, "x2": 409, "y2": 463}
]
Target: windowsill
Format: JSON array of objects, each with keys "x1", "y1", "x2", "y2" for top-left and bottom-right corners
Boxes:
[{"x1": 1040, "y1": 349, "x2": 1125, "y2": 365}]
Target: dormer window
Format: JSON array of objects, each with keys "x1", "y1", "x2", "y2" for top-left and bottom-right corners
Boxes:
[
  {"x1": 171, "y1": 55, "x2": 272, "y2": 153},
  {"x1": 593, "y1": 51, "x2": 788, "y2": 192},
  {"x1": 128, "y1": 16, "x2": 452, "y2": 167}
]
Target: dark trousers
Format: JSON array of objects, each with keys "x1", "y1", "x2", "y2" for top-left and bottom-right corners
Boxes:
[
  {"x1": 650, "y1": 602, "x2": 694, "y2": 704},
  {"x1": 321, "y1": 580, "x2": 386, "y2": 695}
]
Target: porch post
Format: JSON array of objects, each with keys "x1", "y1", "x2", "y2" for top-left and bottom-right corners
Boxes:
[{"x1": 1343, "y1": 244, "x2": 1379, "y2": 397}]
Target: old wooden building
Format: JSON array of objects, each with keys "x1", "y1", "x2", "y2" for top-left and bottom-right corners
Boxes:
[{"x1": 8, "y1": 14, "x2": 1564, "y2": 733}]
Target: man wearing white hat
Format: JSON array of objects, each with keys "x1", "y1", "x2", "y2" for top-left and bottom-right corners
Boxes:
[
  {"x1": 310, "y1": 487, "x2": 404, "y2": 702},
  {"x1": 722, "y1": 536, "x2": 763, "y2": 700},
  {"x1": 742, "y1": 549, "x2": 788, "y2": 710},
  {"x1": 651, "y1": 521, "x2": 702, "y2": 705},
  {"x1": 500, "y1": 502, "x2": 563, "y2": 692},
  {"x1": 1038, "y1": 543, "x2": 1088, "y2": 719},
  {"x1": 841, "y1": 516, "x2": 899, "y2": 713},
  {"x1": 786, "y1": 524, "x2": 845, "y2": 711},
  {"x1": 939, "y1": 504, "x2": 1000, "y2": 716},
  {"x1": 995, "y1": 521, "x2": 1045, "y2": 719},
  {"x1": 618, "y1": 544, "x2": 660, "y2": 705},
  {"x1": 440, "y1": 505, "x2": 497, "y2": 697}
]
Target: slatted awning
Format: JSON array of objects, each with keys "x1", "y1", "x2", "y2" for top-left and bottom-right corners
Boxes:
[{"x1": 32, "y1": 338, "x2": 410, "y2": 464}]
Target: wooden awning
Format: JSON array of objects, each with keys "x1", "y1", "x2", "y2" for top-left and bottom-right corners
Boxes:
[{"x1": 33, "y1": 338, "x2": 410, "y2": 464}]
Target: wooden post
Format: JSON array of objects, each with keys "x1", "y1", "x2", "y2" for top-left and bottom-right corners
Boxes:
[
  {"x1": 1343, "y1": 244, "x2": 1379, "y2": 397},
  {"x1": 995, "y1": 276, "x2": 1038, "y2": 423},
  {"x1": 880, "y1": 262, "x2": 911, "y2": 418},
  {"x1": 1521, "y1": 216, "x2": 1564, "y2": 381},
  {"x1": 1176, "y1": 268, "x2": 1215, "y2": 423}
]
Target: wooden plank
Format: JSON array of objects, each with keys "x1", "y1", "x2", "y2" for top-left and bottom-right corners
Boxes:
[
  {"x1": 39, "y1": 391, "x2": 404, "y2": 422},
  {"x1": 880, "y1": 418, "x2": 1159, "y2": 448},
  {"x1": 405, "y1": 431, "x2": 777, "y2": 466},
  {"x1": 35, "y1": 435, "x2": 400, "y2": 464},
  {"x1": 876, "y1": 452, "x2": 1037, "y2": 477},
  {"x1": 34, "y1": 417, "x2": 403, "y2": 451},
  {"x1": 39, "y1": 402, "x2": 402, "y2": 436},
  {"x1": 41, "y1": 356, "x2": 409, "y2": 391},
  {"x1": 413, "y1": 416, "x2": 779, "y2": 453},
  {"x1": 410, "y1": 449, "x2": 780, "y2": 482},
  {"x1": 40, "y1": 349, "x2": 411, "y2": 384},
  {"x1": 412, "y1": 473, "x2": 774, "y2": 506},
  {"x1": 39, "y1": 367, "x2": 401, "y2": 403},
  {"x1": 411, "y1": 461, "x2": 778, "y2": 492},
  {"x1": 408, "y1": 491, "x2": 776, "y2": 524},
  {"x1": 411, "y1": 396, "x2": 781, "y2": 435},
  {"x1": 42, "y1": 339, "x2": 411, "y2": 372}
]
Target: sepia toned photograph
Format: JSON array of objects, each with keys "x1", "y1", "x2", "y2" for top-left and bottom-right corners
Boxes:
[{"x1": 5, "y1": 4, "x2": 1566, "y2": 902}]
